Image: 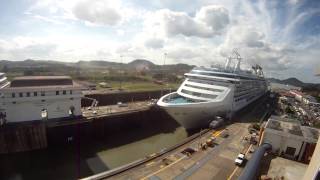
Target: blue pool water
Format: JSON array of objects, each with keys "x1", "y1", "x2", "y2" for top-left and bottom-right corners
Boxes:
[{"x1": 168, "y1": 97, "x2": 192, "y2": 104}]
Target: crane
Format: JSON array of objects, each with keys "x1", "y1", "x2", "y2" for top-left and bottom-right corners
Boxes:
[{"x1": 83, "y1": 97, "x2": 99, "y2": 113}]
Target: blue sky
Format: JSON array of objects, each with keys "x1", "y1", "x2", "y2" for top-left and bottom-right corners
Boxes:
[{"x1": 0, "y1": 0, "x2": 320, "y2": 83}]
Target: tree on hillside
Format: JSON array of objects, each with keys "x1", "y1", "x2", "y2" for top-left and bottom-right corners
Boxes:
[
  {"x1": 152, "y1": 73, "x2": 164, "y2": 80},
  {"x1": 24, "y1": 70, "x2": 35, "y2": 76},
  {"x1": 2, "y1": 65, "x2": 8, "y2": 72}
]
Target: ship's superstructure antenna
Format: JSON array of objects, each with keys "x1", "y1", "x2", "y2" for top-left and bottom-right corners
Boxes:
[
  {"x1": 224, "y1": 49, "x2": 242, "y2": 72},
  {"x1": 232, "y1": 49, "x2": 241, "y2": 72}
]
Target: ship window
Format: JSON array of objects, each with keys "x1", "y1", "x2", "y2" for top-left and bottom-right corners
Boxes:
[
  {"x1": 41, "y1": 91, "x2": 45, "y2": 96},
  {"x1": 63, "y1": 90, "x2": 66, "y2": 95},
  {"x1": 34, "y1": 92, "x2": 38, "y2": 96},
  {"x1": 12, "y1": 93, "x2": 15, "y2": 98},
  {"x1": 184, "y1": 84, "x2": 223, "y2": 92},
  {"x1": 190, "y1": 71, "x2": 236, "y2": 79},
  {"x1": 181, "y1": 89, "x2": 217, "y2": 99},
  {"x1": 201, "y1": 94, "x2": 217, "y2": 99},
  {"x1": 19, "y1": 92, "x2": 23, "y2": 97},
  {"x1": 56, "y1": 91, "x2": 59, "y2": 95},
  {"x1": 188, "y1": 79, "x2": 229, "y2": 87},
  {"x1": 26, "y1": 92, "x2": 30, "y2": 97}
]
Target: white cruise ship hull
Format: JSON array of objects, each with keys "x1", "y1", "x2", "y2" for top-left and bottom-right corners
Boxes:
[
  {"x1": 157, "y1": 92, "x2": 232, "y2": 129},
  {"x1": 158, "y1": 90, "x2": 267, "y2": 129}
]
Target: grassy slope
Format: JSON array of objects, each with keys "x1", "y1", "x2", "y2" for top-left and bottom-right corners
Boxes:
[{"x1": 106, "y1": 81, "x2": 180, "y2": 91}]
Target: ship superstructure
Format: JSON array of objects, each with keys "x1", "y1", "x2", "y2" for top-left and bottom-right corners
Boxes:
[{"x1": 157, "y1": 50, "x2": 268, "y2": 129}]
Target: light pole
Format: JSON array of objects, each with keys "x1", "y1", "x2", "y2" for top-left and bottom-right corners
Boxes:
[
  {"x1": 163, "y1": 53, "x2": 167, "y2": 66},
  {"x1": 161, "y1": 53, "x2": 167, "y2": 96}
]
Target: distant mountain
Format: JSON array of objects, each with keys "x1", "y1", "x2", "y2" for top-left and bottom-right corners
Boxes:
[
  {"x1": 0, "y1": 59, "x2": 65, "y2": 67},
  {"x1": 127, "y1": 59, "x2": 156, "y2": 71},
  {"x1": 268, "y1": 77, "x2": 311, "y2": 87},
  {"x1": 0, "y1": 59, "x2": 194, "y2": 73},
  {"x1": 267, "y1": 78, "x2": 282, "y2": 84},
  {"x1": 281, "y1": 78, "x2": 305, "y2": 87},
  {"x1": 76, "y1": 60, "x2": 121, "y2": 69},
  {"x1": 268, "y1": 77, "x2": 307, "y2": 87},
  {"x1": 128, "y1": 59, "x2": 155, "y2": 67},
  {"x1": 268, "y1": 77, "x2": 320, "y2": 93}
]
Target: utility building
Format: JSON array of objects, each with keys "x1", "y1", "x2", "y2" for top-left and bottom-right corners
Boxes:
[
  {"x1": 0, "y1": 75, "x2": 83, "y2": 123},
  {"x1": 262, "y1": 115, "x2": 319, "y2": 163}
]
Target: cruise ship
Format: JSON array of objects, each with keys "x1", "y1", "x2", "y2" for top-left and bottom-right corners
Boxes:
[{"x1": 157, "y1": 51, "x2": 268, "y2": 129}]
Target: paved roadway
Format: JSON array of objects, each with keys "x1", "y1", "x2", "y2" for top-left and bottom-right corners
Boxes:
[{"x1": 106, "y1": 122, "x2": 254, "y2": 180}]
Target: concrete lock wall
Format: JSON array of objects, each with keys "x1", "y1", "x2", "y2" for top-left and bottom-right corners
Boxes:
[{"x1": 81, "y1": 89, "x2": 174, "y2": 107}]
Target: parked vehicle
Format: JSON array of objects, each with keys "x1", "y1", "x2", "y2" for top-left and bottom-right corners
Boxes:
[
  {"x1": 117, "y1": 102, "x2": 128, "y2": 107},
  {"x1": 235, "y1": 153, "x2": 245, "y2": 166},
  {"x1": 209, "y1": 116, "x2": 224, "y2": 129}
]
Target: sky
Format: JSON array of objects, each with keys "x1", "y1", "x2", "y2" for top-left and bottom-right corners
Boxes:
[{"x1": 0, "y1": 0, "x2": 320, "y2": 83}]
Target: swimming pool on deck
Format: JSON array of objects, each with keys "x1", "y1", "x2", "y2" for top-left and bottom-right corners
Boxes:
[{"x1": 165, "y1": 95, "x2": 199, "y2": 104}]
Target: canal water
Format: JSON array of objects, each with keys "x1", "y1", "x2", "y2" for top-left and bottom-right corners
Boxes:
[{"x1": 0, "y1": 110, "x2": 191, "y2": 180}]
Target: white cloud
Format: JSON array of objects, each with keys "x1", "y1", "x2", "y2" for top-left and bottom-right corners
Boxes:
[
  {"x1": 0, "y1": 37, "x2": 57, "y2": 60},
  {"x1": 145, "y1": 5, "x2": 229, "y2": 38},
  {"x1": 223, "y1": 25, "x2": 265, "y2": 49},
  {"x1": 144, "y1": 38, "x2": 164, "y2": 49},
  {"x1": 72, "y1": 0, "x2": 122, "y2": 26},
  {"x1": 31, "y1": 14, "x2": 66, "y2": 25},
  {"x1": 288, "y1": 0, "x2": 301, "y2": 5},
  {"x1": 27, "y1": 0, "x2": 139, "y2": 26},
  {"x1": 167, "y1": 47, "x2": 199, "y2": 59},
  {"x1": 195, "y1": 5, "x2": 229, "y2": 33},
  {"x1": 161, "y1": 10, "x2": 212, "y2": 37}
]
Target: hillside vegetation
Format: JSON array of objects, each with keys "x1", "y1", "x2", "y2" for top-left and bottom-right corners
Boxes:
[{"x1": 0, "y1": 59, "x2": 194, "y2": 91}]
